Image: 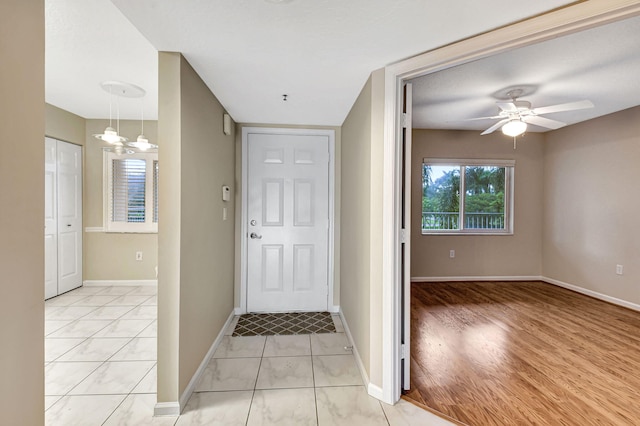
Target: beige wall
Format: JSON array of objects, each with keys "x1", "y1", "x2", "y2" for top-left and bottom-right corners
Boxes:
[
  {"x1": 157, "y1": 52, "x2": 236, "y2": 404},
  {"x1": 368, "y1": 69, "x2": 385, "y2": 387},
  {"x1": 411, "y1": 129, "x2": 544, "y2": 278},
  {"x1": 84, "y1": 119, "x2": 159, "y2": 280},
  {"x1": 0, "y1": 0, "x2": 45, "y2": 423},
  {"x1": 339, "y1": 68, "x2": 385, "y2": 387},
  {"x1": 46, "y1": 103, "x2": 85, "y2": 145},
  {"x1": 543, "y1": 106, "x2": 640, "y2": 305},
  {"x1": 178, "y1": 55, "x2": 236, "y2": 394},
  {"x1": 157, "y1": 52, "x2": 181, "y2": 404}
]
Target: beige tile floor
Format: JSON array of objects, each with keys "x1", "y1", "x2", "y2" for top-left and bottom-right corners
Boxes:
[{"x1": 45, "y1": 285, "x2": 453, "y2": 426}]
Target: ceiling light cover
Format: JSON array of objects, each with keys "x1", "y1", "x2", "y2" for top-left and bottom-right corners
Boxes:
[
  {"x1": 502, "y1": 120, "x2": 527, "y2": 137},
  {"x1": 127, "y1": 135, "x2": 158, "y2": 151},
  {"x1": 93, "y1": 126, "x2": 128, "y2": 144}
]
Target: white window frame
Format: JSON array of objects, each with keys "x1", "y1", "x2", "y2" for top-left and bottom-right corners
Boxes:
[
  {"x1": 103, "y1": 151, "x2": 158, "y2": 233},
  {"x1": 421, "y1": 158, "x2": 514, "y2": 235}
]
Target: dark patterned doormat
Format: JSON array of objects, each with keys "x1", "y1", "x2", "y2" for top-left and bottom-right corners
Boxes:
[{"x1": 232, "y1": 312, "x2": 336, "y2": 336}]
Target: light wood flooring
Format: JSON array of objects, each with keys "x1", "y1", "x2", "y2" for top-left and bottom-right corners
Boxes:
[{"x1": 404, "y1": 281, "x2": 640, "y2": 426}]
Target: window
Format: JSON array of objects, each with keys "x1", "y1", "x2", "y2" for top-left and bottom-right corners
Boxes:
[
  {"x1": 421, "y1": 159, "x2": 514, "y2": 234},
  {"x1": 104, "y1": 151, "x2": 158, "y2": 233}
]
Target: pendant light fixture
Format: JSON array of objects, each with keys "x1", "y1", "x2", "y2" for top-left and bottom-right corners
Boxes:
[
  {"x1": 93, "y1": 82, "x2": 131, "y2": 145},
  {"x1": 127, "y1": 96, "x2": 158, "y2": 151}
]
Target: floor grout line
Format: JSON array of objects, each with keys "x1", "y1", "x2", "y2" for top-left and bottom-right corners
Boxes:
[{"x1": 45, "y1": 287, "x2": 397, "y2": 425}]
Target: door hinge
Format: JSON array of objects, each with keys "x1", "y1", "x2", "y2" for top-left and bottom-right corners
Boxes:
[
  {"x1": 401, "y1": 344, "x2": 407, "y2": 359},
  {"x1": 400, "y1": 228, "x2": 407, "y2": 243},
  {"x1": 401, "y1": 113, "x2": 408, "y2": 128}
]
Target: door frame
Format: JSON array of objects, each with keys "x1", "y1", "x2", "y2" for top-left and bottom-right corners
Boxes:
[
  {"x1": 239, "y1": 127, "x2": 336, "y2": 314},
  {"x1": 380, "y1": 0, "x2": 640, "y2": 405}
]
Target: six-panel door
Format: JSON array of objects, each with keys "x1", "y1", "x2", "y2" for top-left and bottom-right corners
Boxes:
[{"x1": 247, "y1": 133, "x2": 329, "y2": 312}]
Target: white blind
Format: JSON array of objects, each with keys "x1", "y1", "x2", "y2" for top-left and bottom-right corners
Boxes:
[
  {"x1": 153, "y1": 160, "x2": 159, "y2": 223},
  {"x1": 112, "y1": 158, "x2": 147, "y2": 223}
]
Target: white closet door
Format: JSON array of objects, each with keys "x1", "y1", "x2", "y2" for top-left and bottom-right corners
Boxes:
[
  {"x1": 44, "y1": 138, "x2": 58, "y2": 299},
  {"x1": 56, "y1": 141, "x2": 83, "y2": 294},
  {"x1": 45, "y1": 138, "x2": 83, "y2": 299}
]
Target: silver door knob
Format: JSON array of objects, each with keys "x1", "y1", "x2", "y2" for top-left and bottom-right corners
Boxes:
[{"x1": 250, "y1": 232, "x2": 262, "y2": 239}]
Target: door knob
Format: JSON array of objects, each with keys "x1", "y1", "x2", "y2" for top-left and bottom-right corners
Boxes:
[{"x1": 250, "y1": 232, "x2": 262, "y2": 239}]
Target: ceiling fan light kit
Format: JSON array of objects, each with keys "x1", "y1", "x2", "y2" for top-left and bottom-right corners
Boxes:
[{"x1": 502, "y1": 119, "x2": 527, "y2": 137}]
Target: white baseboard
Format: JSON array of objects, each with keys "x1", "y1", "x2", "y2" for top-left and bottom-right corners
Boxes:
[
  {"x1": 83, "y1": 279, "x2": 157, "y2": 287},
  {"x1": 338, "y1": 309, "x2": 376, "y2": 399},
  {"x1": 368, "y1": 382, "x2": 384, "y2": 401},
  {"x1": 542, "y1": 276, "x2": 640, "y2": 312},
  {"x1": 411, "y1": 275, "x2": 640, "y2": 312},
  {"x1": 153, "y1": 402, "x2": 180, "y2": 417},
  {"x1": 411, "y1": 275, "x2": 541, "y2": 282},
  {"x1": 177, "y1": 310, "x2": 237, "y2": 411},
  {"x1": 233, "y1": 306, "x2": 339, "y2": 314}
]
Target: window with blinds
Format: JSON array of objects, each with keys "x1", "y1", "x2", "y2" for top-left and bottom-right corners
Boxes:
[
  {"x1": 112, "y1": 159, "x2": 146, "y2": 223},
  {"x1": 104, "y1": 151, "x2": 158, "y2": 233}
]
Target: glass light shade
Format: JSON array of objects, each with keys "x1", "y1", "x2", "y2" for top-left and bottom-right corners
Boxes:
[
  {"x1": 127, "y1": 135, "x2": 158, "y2": 151},
  {"x1": 93, "y1": 126, "x2": 128, "y2": 144},
  {"x1": 502, "y1": 120, "x2": 527, "y2": 137}
]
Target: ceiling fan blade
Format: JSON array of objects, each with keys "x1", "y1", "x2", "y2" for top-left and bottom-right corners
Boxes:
[
  {"x1": 497, "y1": 102, "x2": 518, "y2": 112},
  {"x1": 523, "y1": 115, "x2": 566, "y2": 130},
  {"x1": 531, "y1": 100, "x2": 594, "y2": 115},
  {"x1": 481, "y1": 119, "x2": 510, "y2": 135},
  {"x1": 459, "y1": 115, "x2": 503, "y2": 122}
]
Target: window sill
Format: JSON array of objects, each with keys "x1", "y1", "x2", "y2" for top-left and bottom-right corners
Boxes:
[
  {"x1": 104, "y1": 230, "x2": 158, "y2": 234},
  {"x1": 421, "y1": 230, "x2": 513, "y2": 236}
]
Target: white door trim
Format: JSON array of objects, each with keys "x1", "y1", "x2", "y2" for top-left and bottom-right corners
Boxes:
[
  {"x1": 381, "y1": 0, "x2": 640, "y2": 405},
  {"x1": 240, "y1": 127, "x2": 335, "y2": 314}
]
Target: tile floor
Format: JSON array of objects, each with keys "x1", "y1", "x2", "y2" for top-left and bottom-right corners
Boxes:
[{"x1": 45, "y1": 285, "x2": 453, "y2": 426}]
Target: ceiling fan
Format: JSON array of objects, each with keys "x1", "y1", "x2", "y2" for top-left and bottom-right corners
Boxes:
[{"x1": 467, "y1": 89, "x2": 594, "y2": 136}]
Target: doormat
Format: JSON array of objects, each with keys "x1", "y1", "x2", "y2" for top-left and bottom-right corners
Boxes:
[{"x1": 232, "y1": 312, "x2": 336, "y2": 336}]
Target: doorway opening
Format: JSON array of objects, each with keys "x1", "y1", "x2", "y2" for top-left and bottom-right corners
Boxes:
[{"x1": 383, "y1": 1, "x2": 640, "y2": 407}]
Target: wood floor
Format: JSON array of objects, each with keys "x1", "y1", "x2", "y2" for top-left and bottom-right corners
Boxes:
[{"x1": 404, "y1": 281, "x2": 640, "y2": 426}]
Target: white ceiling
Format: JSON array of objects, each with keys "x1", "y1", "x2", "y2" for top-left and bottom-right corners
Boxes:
[
  {"x1": 45, "y1": 0, "x2": 575, "y2": 124},
  {"x1": 410, "y1": 14, "x2": 640, "y2": 132},
  {"x1": 45, "y1": 0, "x2": 158, "y2": 120}
]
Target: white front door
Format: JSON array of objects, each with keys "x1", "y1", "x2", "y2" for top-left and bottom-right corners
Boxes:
[
  {"x1": 56, "y1": 140, "x2": 83, "y2": 294},
  {"x1": 246, "y1": 131, "x2": 330, "y2": 312}
]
